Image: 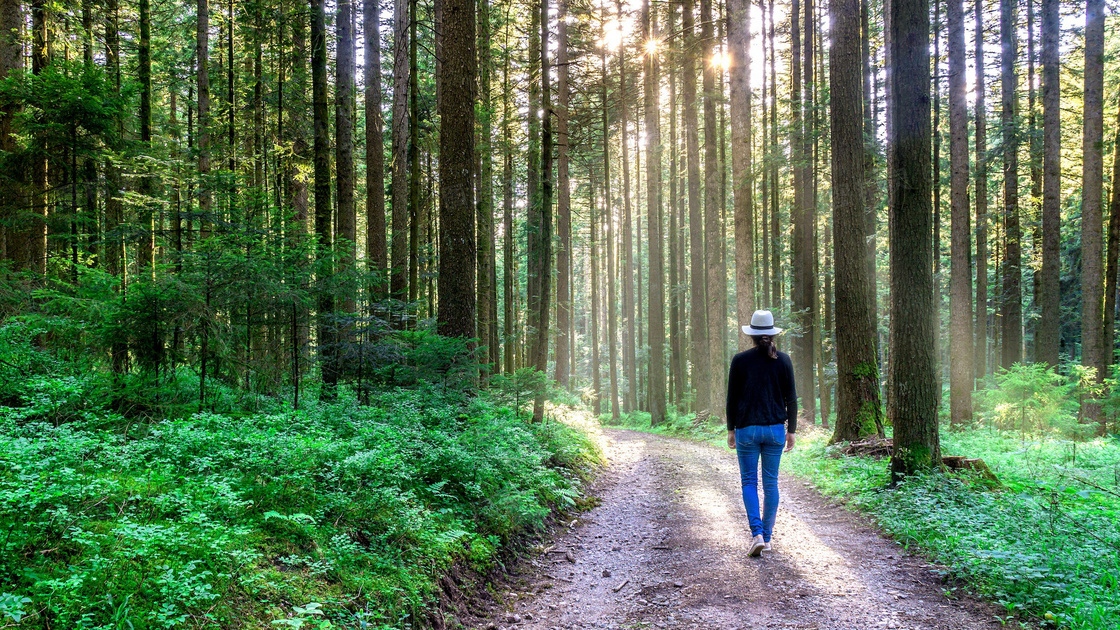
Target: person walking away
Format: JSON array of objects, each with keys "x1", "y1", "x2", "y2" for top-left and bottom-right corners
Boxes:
[{"x1": 725, "y1": 310, "x2": 797, "y2": 556}]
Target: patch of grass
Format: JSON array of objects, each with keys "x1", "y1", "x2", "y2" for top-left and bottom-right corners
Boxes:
[
  {"x1": 786, "y1": 426, "x2": 1120, "y2": 630},
  {"x1": 0, "y1": 361, "x2": 600, "y2": 628}
]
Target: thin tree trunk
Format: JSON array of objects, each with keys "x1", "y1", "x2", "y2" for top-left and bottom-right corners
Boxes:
[
  {"x1": 107, "y1": 0, "x2": 126, "y2": 374},
  {"x1": 999, "y1": 0, "x2": 1021, "y2": 368},
  {"x1": 408, "y1": 0, "x2": 420, "y2": 305},
  {"x1": 390, "y1": 0, "x2": 409, "y2": 298},
  {"x1": 529, "y1": 0, "x2": 553, "y2": 421},
  {"x1": 0, "y1": 0, "x2": 23, "y2": 265},
  {"x1": 948, "y1": 0, "x2": 972, "y2": 428},
  {"x1": 311, "y1": 0, "x2": 336, "y2": 394},
  {"x1": 682, "y1": 0, "x2": 707, "y2": 414},
  {"x1": 728, "y1": 0, "x2": 754, "y2": 352},
  {"x1": 768, "y1": 0, "x2": 780, "y2": 307},
  {"x1": 620, "y1": 0, "x2": 638, "y2": 413},
  {"x1": 701, "y1": 0, "x2": 724, "y2": 420},
  {"x1": 139, "y1": 0, "x2": 154, "y2": 271},
  {"x1": 503, "y1": 29, "x2": 515, "y2": 374},
  {"x1": 337, "y1": 0, "x2": 357, "y2": 315},
  {"x1": 668, "y1": 2, "x2": 682, "y2": 405},
  {"x1": 1081, "y1": 0, "x2": 1105, "y2": 430},
  {"x1": 478, "y1": 0, "x2": 495, "y2": 373},
  {"x1": 1104, "y1": 104, "x2": 1120, "y2": 378},
  {"x1": 791, "y1": 0, "x2": 817, "y2": 426},
  {"x1": 365, "y1": 0, "x2": 387, "y2": 297},
  {"x1": 603, "y1": 6, "x2": 621, "y2": 421},
  {"x1": 1037, "y1": 0, "x2": 1059, "y2": 368},
  {"x1": 591, "y1": 173, "x2": 602, "y2": 415},
  {"x1": 645, "y1": 0, "x2": 666, "y2": 425},
  {"x1": 1026, "y1": 0, "x2": 1041, "y2": 361},
  {"x1": 554, "y1": 0, "x2": 571, "y2": 388},
  {"x1": 974, "y1": 0, "x2": 988, "y2": 384}
]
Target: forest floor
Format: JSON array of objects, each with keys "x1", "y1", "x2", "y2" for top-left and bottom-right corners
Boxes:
[{"x1": 459, "y1": 428, "x2": 1014, "y2": 630}]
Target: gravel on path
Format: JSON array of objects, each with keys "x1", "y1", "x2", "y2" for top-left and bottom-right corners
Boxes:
[{"x1": 462, "y1": 428, "x2": 1003, "y2": 630}]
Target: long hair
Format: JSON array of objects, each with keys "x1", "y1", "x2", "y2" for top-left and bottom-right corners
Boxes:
[{"x1": 752, "y1": 335, "x2": 779, "y2": 360}]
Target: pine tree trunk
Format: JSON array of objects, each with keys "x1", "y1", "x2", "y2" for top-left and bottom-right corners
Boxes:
[
  {"x1": 365, "y1": 0, "x2": 387, "y2": 298},
  {"x1": 768, "y1": 0, "x2": 780, "y2": 308},
  {"x1": 1104, "y1": 105, "x2": 1120, "y2": 381},
  {"x1": 0, "y1": 0, "x2": 23, "y2": 265},
  {"x1": 408, "y1": 0, "x2": 420, "y2": 305},
  {"x1": 974, "y1": 0, "x2": 988, "y2": 384},
  {"x1": 337, "y1": 0, "x2": 357, "y2": 315},
  {"x1": 1081, "y1": 0, "x2": 1105, "y2": 430},
  {"x1": 437, "y1": 0, "x2": 477, "y2": 341},
  {"x1": 999, "y1": 0, "x2": 1021, "y2": 368},
  {"x1": 645, "y1": 0, "x2": 666, "y2": 425},
  {"x1": 107, "y1": 0, "x2": 127, "y2": 374},
  {"x1": 139, "y1": 0, "x2": 154, "y2": 272},
  {"x1": 390, "y1": 0, "x2": 409, "y2": 298},
  {"x1": 948, "y1": 0, "x2": 973, "y2": 428},
  {"x1": 682, "y1": 0, "x2": 707, "y2": 414},
  {"x1": 554, "y1": 0, "x2": 571, "y2": 388},
  {"x1": 619, "y1": 0, "x2": 638, "y2": 412},
  {"x1": 888, "y1": 0, "x2": 939, "y2": 478},
  {"x1": 478, "y1": 0, "x2": 495, "y2": 374},
  {"x1": 728, "y1": 0, "x2": 754, "y2": 353},
  {"x1": 668, "y1": 2, "x2": 682, "y2": 405},
  {"x1": 1037, "y1": 0, "x2": 1059, "y2": 368},
  {"x1": 529, "y1": 0, "x2": 553, "y2": 421},
  {"x1": 591, "y1": 174, "x2": 602, "y2": 416},
  {"x1": 503, "y1": 37, "x2": 516, "y2": 374},
  {"x1": 311, "y1": 0, "x2": 336, "y2": 393},
  {"x1": 791, "y1": 0, "x2": 817, "y2": 426},
  {"x1": 829, "y1": 0, "x2": 883, "y2": 443},
  {"x1": 602, "y1": 10, "x2": 621, "y2": 421},
  {"x1": 701, "y1": 0, "x2": 724, "y2": 420}
]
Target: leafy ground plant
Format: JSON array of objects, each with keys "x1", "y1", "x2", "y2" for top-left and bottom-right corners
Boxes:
[
  {"x1": 785, "y1": 427, "x2": 1120, "y2": 630},
  {"x1": 0, "y1": 369, "x2": 599, "y2": 629}
]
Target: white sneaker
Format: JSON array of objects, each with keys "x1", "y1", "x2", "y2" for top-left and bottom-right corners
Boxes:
[
  {"x1": 749, "y1": 534, "x2": 765, "y2": 557},
  {"x1": 762, "y1": 541, "x2": 772, "y2": 552}
]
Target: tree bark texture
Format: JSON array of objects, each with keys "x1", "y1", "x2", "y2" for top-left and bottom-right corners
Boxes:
[
  {"x1": 645, "y1": 0, "x2": 666, "y2": 425},
  {"x1": 682, "y1": 0, "x2": 708, "y2": 413},
  {"x1": 1037, "y1": 0, "x2": 1059, "y2": 368},
  {"x1": 948, "y1": 0, "x2": 972, "y2": 427},
  {"x1": 337, "y1": 0, "x2": 357, "y2": 314},
  {"x1": 390, "y1": 0, "x2": 409, "y2": 298},
  {"x1": 365, "y1": 0, "x2": 388, "y2": 296},
  {"x1": 829, "y1": 0, "x2": 882, "y2": 443},
  {"x1": 888, "y1": 0, "x2": 939, "y2": 477},
  {"x1": 999, "y1": 0, "x2": 1021, "y2": 368},
  {"x1": 974, "y1": 0, "x2": 988, "y2": 383},
  {"x1": 1081, "y1": 0, "x2": 1105, "y2": 429},
  {"x1": 728, "y1": 0, "x2": 755, "y2": 352}
]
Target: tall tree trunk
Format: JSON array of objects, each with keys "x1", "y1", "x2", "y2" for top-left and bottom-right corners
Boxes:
[
  {"x1": 139, "y1": 0, "x2": 154, "y2": 272},
  {"x1": 791, "y1": 0, "x2": 817, "y2": 426},
  {"x1": 0, "y1": 0, "x2": 22, "y2": 265},
  {"x1": 974, "y1": 0, "x2": 988, "y2": 383},
  {"x1": 311, "y1": 0, "x2": 336, "y2": 394},
  {"x1": 645, "y1": 0, "x2": 666, "y2": 425},
  {"x1": 1104, "y1": 105, "x2": 1120, "y2": 378},
  {"x1": 602, "y1": 10, "x2": 621, "y2": 421},
  {"x1": 529, "y1": 0, "x2": 553, "y2": 421},
  {"x1": 1037, "y1": 0, "x2": 1059, "y2": 367},
  {"x1": 667, "y1": 1, "x2": 681, "y2": 405},
  {"x1": 25, "y1": 0, "x2": 48, "y2": 274},
  {"x1": 1026, "y1": 0, "x2": 1041, "y2": 361},
  {"x1": 591, "y1": 174, "x2": 602, "y2": 415},
  {"x1": 337, "y1": 0, "x2": 357, "y2": 315},
  {"x1": 107, "y1": 0, "x2": 127, "y2": 374},
  {"x1": 888, "y1": 0, "x2": 939, "y2": 478},
  {"x1": 620, "y1": 0, "x2": 638, "y2": 412},
  {"x1": 701, "y1": 0, "x2": 724, "y2": 419},
  {"x1": 478, "y1": 0, "x2": 496, "y2": 375},
  {"x1": 554, "y1": 0, "x2": 571, "y2": 388},
  {"x1": 437, "y1": 0, "x2": 477, "y2": 340},
  {"x1": 999, "y1": 0, "x2": 1021, "y2": 368},
  {"x1": 1081, "y1": 0, "x2": 1105, "y2": 430},
  {"x1": 768, "y1": 0, "x2": 780, "y2": 307},
  {"x1": 390, "y1": 0, "x2": 409, "y2": 298},
  {"x1": 728, "y1": 0, "x2": 754, "y2": 352},
  {"x1": 408, "y1": 0, "x2": 420, "y2": 305},
  {"x1": 829, "y1": 0, "x2": 883, "y2": 443},
  {"x1": 502, "y1": 31, "x2": 515, "y2": 374},
  {"x1": 682, "y1": 0, "x2": 708, "y2": 414},
  {"x1": 366, "y1": 0, "x2": 387, "y2": 297},
  {"x1": 948, "y1": 0, "x2": 973, "y2": 428}
]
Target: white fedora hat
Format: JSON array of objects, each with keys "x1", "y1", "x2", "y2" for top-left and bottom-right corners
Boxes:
[{"x1": 741, "y1": 310, "x2": 783, "y2": 336}]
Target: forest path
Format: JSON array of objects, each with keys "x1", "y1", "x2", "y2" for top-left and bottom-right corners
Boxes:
[{"x1": 467, "y1": 428, "x2": 1003, "y2": 630}]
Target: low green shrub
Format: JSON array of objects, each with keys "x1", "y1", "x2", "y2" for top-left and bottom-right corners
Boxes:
[
  {"x1": 0, "y1": 374, "x2": 599, "y2": 628},
  {"x1": 786, "y1": 427, "x2": 1120, "y2": 630}
]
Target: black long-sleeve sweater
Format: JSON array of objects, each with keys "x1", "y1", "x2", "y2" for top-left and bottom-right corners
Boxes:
[{"x1": 724, "y1": 347, "x2": 798, "y2": 434}]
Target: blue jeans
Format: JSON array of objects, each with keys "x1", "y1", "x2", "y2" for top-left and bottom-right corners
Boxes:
[{"x1": 735, "y1": 424, "x2": 785, "y2": 542}]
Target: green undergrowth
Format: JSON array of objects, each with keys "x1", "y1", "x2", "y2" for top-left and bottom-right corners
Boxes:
[
  {"x1": 785, "y1": 426, "x2": 1120, "y2": 630},
  {"x1": 0, "y1": 327, "x2": 601, "y2": 629}
]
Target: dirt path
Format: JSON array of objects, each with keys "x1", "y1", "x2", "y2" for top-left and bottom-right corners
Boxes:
[{"x1": 465, "y1": 429, "x2": 1003, "y2": 630}]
